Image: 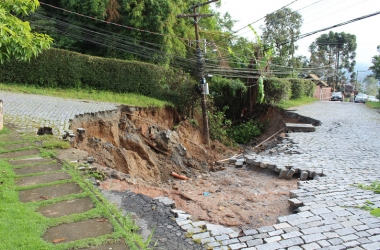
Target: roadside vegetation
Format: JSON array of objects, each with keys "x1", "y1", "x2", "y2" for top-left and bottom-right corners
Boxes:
[
  {"x1": 366, "y1": 101, "x2": 380, "y2": 109},
  {"x1": 356, "y1": 181, "x2": 380, "y2": 217},
  {"x1": 0, "y1": 127, "x2": 151, "y2": 249},
  {"x1": 0, "y1": 83, "x2": 170, "y2": 108},
  {"x1": 277, "y1": 96, "x2": 318, "y2": 110}
]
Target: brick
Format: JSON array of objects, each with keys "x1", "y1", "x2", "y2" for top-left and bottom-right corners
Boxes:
[
  {"x1": 229, "y1": 242, "x2": 247, "y2": 250},
  {"x1": 273, "y1": 223, "x2": 291, "y2": 230},
  {"x1": 301, "y1": 242, "x2": 321, "y2": 250},
  {"x1": 239, "y1": 236, "x2": 253, "y2": 242},
  {"x1": 246, "y1": 238, "x2": 263, "y2": 247},
  {"x1": 256, "y1": 241, "x2": 283, "y2": 250},
  {"x1": 264, "y1": 236, "x2": 281, "y2": 243},
  {"x1": 279, "y1": 237, "x2": 304, "y2": 248},
  {"x1": 335, "y1": 227, "x2": 357, "y2": 236},
  {"x1": 301, "y1": 233, "x2": 326, "y2": 243},
  {"x1": 282, "y1": 230, "x2": 303, "y2": 239}
]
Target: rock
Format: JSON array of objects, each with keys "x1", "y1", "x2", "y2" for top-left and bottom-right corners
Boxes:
[{"x1": 87, "y1": 156, "x2": 95, "y2": 164}]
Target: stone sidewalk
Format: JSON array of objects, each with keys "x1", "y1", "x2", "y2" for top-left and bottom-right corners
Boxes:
[
  {"x1": 0, "y1": 91, "x2": 118, "y2": 135},
  {"x1": 1, "y1": 91, "x2": 380, "y2": 249}
]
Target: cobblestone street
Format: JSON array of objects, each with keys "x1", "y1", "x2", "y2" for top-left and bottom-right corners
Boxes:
[{"x1": 1, "y1": 92, "x2": 379, "y2": 249}]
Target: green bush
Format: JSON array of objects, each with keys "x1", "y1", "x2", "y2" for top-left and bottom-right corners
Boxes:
[
  {"x1": 227, "y1": 121, "x2": 263, "y2": 144},
  {"x1": 289, "y1": 79, "x2": 315, "y2": 99},
  {"x1": 0, "y1": 48, "x2": 197, "y2": 110},
  {"x1": 264, "y1": 77, "x2": 292, "y2": 104},
  {"x1": 289, "y1": 79, "x2": 305, "y2": 99}
]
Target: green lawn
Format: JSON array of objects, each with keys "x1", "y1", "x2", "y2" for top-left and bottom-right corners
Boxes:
[
  {"x1": 0, "y1": 82, "x2": 170, "y2": 108},
  {"x1": 366, "y1": 101, "x2": 380, "y2": 109},
  {"x1": 0, "y1": 127, "x2": 150, "y2": 250},
  {"x1": 276, "y1": 96, "x2": 318, "y2": 110}
]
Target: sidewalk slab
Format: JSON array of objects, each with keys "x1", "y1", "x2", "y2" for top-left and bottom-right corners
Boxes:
[
  {"x1": 43, "y1": 218, "x2": 113, "y2": 244},
  {"x1": 19, "y1": 182, "x2": 82, "y2": 202},
  {"x1": 3, "y1": 142, "x2": 32, "y2": 150},
  {"x1": 37, "y1": 197, "x2": 94, "y2": 218},
  {"x1": 0, "y1": 149, "x2": 40, "y2": 159},
  {"x1": 15, "y1": 172, "x2": 71, "y2": 187},
  {"x1": 9, "y1": 157, "x2": 51, "y2": 166},
  {"x1": 13, "y1": 163, "x2": 62, "y2": 175}
]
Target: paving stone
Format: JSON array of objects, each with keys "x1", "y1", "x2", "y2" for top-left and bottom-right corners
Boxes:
[
  {"x1": 19, "y1": 182, "x2": 82, "y2": 202},
  {"x1": 246, "y1": 239, "x2": 263, "y2": 247},
  {"x1": 15, "y1": 172, "x2": 71, "y2": 187},
  {"x1": 301, "y1": 233, "x2": 326, "y2": 244},
  {"x1": 273, "y1": 223, "x2": 291, "y2": 230},
  {"x1": 361, "y1": 242, "x2": 380, "y2": 250},
  {"x1": 328, "y1": 238, "x2": 344, "y2": 245},
  {"x1": 37, "y1": 197, "x2": 94, "y2": 218},
  {"x1": 43, "y1": 218, "x2": 113, "y2": 243},
  {"x1": 343, "y1": 240, "x2": 360, "y2": 248},
  {"x1": 257, "y1": 226, "x2": 274, "y2": 233},
  {"x1": 264, "y1": 236, "x2": 281, "y2": 243},
  {"x1": 279, "y1": 237, "x2": 304, "y2": 248},
  {"x1": 341, "y1": 234, "x2": 359, "y2": 242},
  {"x1": 282, "y1": 230, "x2": 303, "y2": 239},
  {"x1": 13, "y1": 163, "x2": 62, "y2": 175},
  {"x1": 301, "y1": 242, "x2": 321, "y2": 250},
  {"x1": 229, "y1": 242, "x2": 247, "y2": 250},
  {"x1": 221, "y1": 238, "x2": 239, "y2": 246},
  {"x1": 192, "y1": 232, "x2": 210, "y2": 240},
  {"x1": 301, "y1": 226, "x2": 324, "y2": 235},
  {"x1": 268, "y1": 229, "x2": 284, "y2": 237},
  {"x1": 256, "y1": 241, "x2": 283, "y2": 250},
  {"x1": 215, "y1": 234, "x2": 230, "y2": 241},
  {"x1": 317, "y1": 240, "x2": 331, "y2": 247},
  {"x1": 239, "y1": 236, "x2": 253, "y2": 242},
  {"x1": 335, "y1": 227, "x2": 357, "y2": 236},
  {"x1": 244, "y1": 228, "x2": 259, "y2": 235}
]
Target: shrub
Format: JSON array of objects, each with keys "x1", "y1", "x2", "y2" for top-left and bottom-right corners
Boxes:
[
  {"x1": 264, "y1": 77, "x2": 292, "y2": 104},
  {"x1": 0, "y1": 48, "x2": 198, "y2": 114},
  {"x1": 289, "y1": 79, "x2": 305, "y2": 99},
  {"x1": 304, "y1": 79, "x2": 316, "y2": 97},
  {"x1": 227, "y1": 121, "x2": 263, "y2": 144}
]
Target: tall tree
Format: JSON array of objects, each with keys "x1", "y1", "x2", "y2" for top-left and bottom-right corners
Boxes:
[
  {"x1": 363, "y1": 76, "x2": 379, "y2": 96},
  {"x1": 0, "y1": 0, "x2": 52, "y2": 63},
  {"x1": 369, "y1": 45, "x2": 380, "y2": 79},
  {"x1": 261, "y1": 7, "x2": 303, "y2": 68},
  {"x1": 309, "y1": 31, "x2": 357, "y2": 88}
]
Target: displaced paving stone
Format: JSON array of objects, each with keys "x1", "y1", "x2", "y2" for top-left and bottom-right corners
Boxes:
[
  {"x1": 37, "y1": 197, "x2": 95, "y2": 218},
  {"x1": 13, "y1": 163, "x2": 63, "y2": 175},
  {"x1": 19, "y1": 182, "x2": 83, "y2": 202},
  {"x1": 15, "y1": 172, "x2": 71, "y2": 187},
  {"x1": 43, "y1": 218, "x2": 113, "y2": 243}
]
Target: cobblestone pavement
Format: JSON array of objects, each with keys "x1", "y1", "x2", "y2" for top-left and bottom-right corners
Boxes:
[
  {"x1": 1, "y1": 91, "x2": 380, "y2": 249},
  {"x1": 0, "y1": 91, "x2": 118, "y2": 135}
]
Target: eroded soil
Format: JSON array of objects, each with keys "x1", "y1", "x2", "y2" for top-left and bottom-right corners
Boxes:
[{"x1": 70, "y1": 105, "x2": 298, "y2": 229}]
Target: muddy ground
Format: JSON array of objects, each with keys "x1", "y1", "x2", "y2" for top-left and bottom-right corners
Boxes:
[{"x1": 67, "y1": 105, "x2": 299, "y2": 229}]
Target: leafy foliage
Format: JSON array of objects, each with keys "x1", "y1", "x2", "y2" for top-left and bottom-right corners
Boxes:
[
  {"x1": 261, "y1": 8, "x2": 302, "y2": 67},
  {"x1": 289, "y1": 79, "x2": 315, "y2": 99},
  {"x1": 227, "y1": 121, "x2": 263, "y2": 145},
  {"x1": 363, "y1": 76, "x2": 379, "y2": 96},
  {"x1": 369, "y1": 45, "x2": 380, "y2": 80},
  {"x1": 309, "y1": 31, "x2": 357, "y2": 84},
  {"x1": 264, "y1": 77, "x2": 292, "y2": 103},
  {"x1": 0, "y1": 0, "x2": 52, "y2": 63},
  {"x1": 0, "y1": 48, "x2": 196, "y2": 112},
  {"x1": 207, "y1": 106, "x2": 232, "y2": 145}
]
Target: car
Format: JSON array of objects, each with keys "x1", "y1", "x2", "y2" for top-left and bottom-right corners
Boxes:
[
  {"x1": 367, "y1": 95, "x2": 379, "y2": 102},
  {"x1": 330, "y1": 92, "x2": 343, "y2": 101},
  {"x1": 354, "y1": 93, "x2": 368, "y2": 103}
]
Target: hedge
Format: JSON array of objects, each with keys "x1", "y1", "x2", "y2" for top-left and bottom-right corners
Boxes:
[
  {"x1": 264, "y1": 77, "x2": 292, "y2": 104},
  {"x1": 289, "y1": 79, "x2": 316, "y2": 99},
  {"x1": 0, "y1": 48, "x2": 196, "y2": 106}
]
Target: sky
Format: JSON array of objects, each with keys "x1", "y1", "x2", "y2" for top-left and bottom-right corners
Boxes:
[{"x1": 214, "y1": 0, "x2": 380, "y2": 79}]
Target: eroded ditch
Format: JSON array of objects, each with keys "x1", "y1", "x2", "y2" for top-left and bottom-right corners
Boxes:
[{"x1": 64, "y1": 105, "x2": 308, "y2": 230}]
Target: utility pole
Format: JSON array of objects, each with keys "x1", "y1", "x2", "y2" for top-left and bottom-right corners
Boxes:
[{"x1": 177, "y1": 0, "x2": 218, "y2": 146}]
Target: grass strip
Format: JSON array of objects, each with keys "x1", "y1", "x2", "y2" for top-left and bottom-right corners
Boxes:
[
  {"x1": 0, "y1": 82, "x2": 171, "y2": 108},
  {"x1": 0, "y1": 126, "x2": 151, "y2": 249},
  {"x1": 276, "y1": 96, "x2": 318, "y2": 110}
]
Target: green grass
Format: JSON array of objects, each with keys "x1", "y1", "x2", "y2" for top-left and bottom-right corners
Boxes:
[
  {"x1": 0, "y1": 126, "x2": 151, "y2": 249},
  {"x1": 276, "y1": 96, "x2": 318, "y2": 110},
  {"x1": 366, "y1": 101, "x2": 380, "y2": 109},
  {"x1": 356, "y1": 181, "x2": 380, "y2": 217},
  {"x1": 0, "y1": 82, "x2": 171, "y2": 108}
]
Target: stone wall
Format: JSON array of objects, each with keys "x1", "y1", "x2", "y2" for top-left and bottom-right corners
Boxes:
[{"x1": 0, "y1": 100, "x2": 3, "y2": 131}]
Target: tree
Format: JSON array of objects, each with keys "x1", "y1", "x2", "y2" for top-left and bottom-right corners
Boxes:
[
  {"x1": 261, "y1": 7, "x2": 303, "y2": 67},
  {"x1": 369, "y1": 45, "x2": 380, "y2": 79},
  {"x1": 0, "y1": 0, "x2": 52, "y2": 63},
  {"x1": 363, "y1": 76, "x2": 379, "y2": 96},
  {"x1": 309, "y1": 31, "x2": 357, "y2": 88}
]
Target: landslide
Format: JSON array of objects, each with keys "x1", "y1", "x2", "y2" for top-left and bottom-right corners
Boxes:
[{"x1": 71, "y1": 105, "x2": 237, "y2": 185}]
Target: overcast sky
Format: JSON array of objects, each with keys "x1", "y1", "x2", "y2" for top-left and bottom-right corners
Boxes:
[{"x1": 215, "y1": 0, "x2": 380, "y2": 77}]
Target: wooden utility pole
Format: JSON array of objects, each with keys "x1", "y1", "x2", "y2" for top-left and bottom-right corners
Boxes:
[{"x1": 177, "y1": 0, "x2": 218, "y2": 146}]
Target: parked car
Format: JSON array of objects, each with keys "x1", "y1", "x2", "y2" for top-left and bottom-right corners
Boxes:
[
  {"x1": 367, "y1": 95, "x2": 379, "y2": 102},
  {"x1": 330, "y1": 92, "x2": 343, "y2": 101},
  {"x1": 354, "y1": 93, "x2": 368, "y2": 103}
]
